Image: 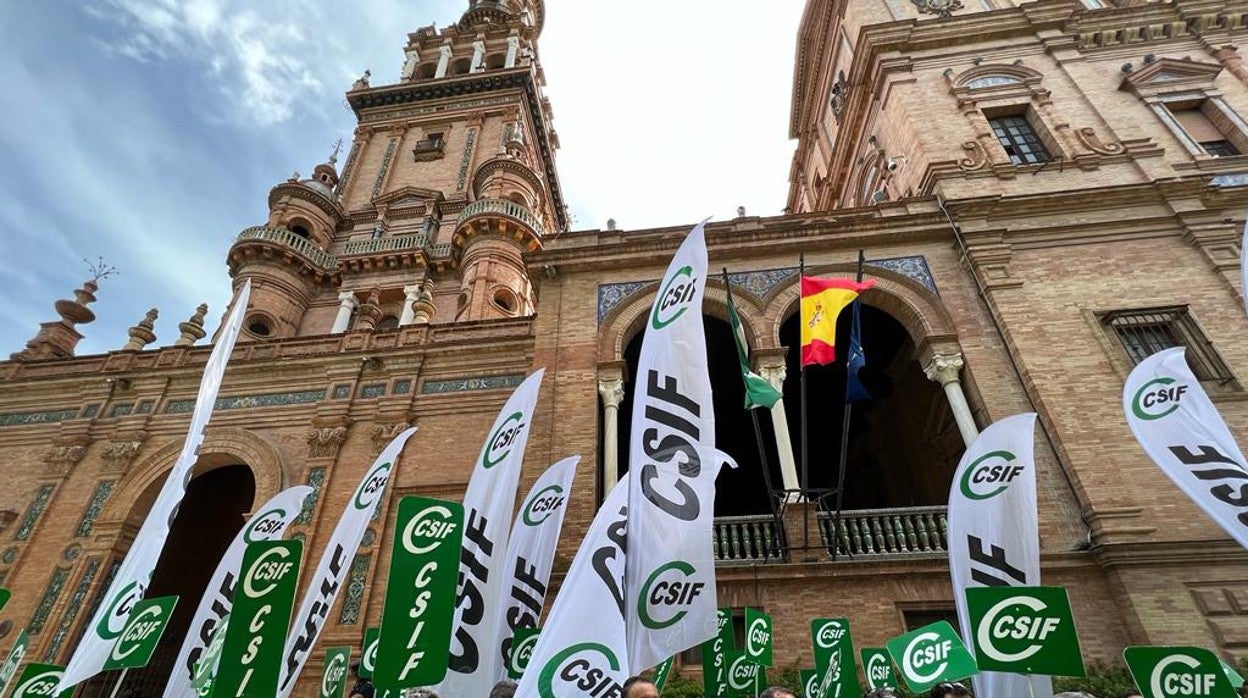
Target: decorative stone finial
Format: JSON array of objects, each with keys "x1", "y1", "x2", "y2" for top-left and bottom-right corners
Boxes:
[
  {"x1": 355, "y1": 288, "x2": 383, "y2": 331},
  {"x1": 12, "y1": 277, "x2": 104, "y2": 361},
  {"x1": 122, "y1": 308, "x2": 158, "y2": 351},
  {"x1": 352, "y1": 69, "x2": 372, "y2": 91},
  {"x1": 175, "y1": 303, "x2": 208, "y2": 346},
  {"x1": 411, "y1": 280, "x2": 436, "y2": 325}
]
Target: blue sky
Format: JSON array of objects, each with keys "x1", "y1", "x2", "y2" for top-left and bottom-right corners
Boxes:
[{"x1": 0, "y1": 0, "x2": 803, "y2": 356}]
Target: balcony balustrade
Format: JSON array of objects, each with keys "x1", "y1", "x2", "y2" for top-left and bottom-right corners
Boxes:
[
  {"x1": 456, "y1": 197, "x2": 546, "y2": 238},
  {"x1": 232, "y1": 226, "x2": 338, "y2": 270}
]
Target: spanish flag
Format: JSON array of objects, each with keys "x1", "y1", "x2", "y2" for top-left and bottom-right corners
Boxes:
[{"x1": 800, "y1": 276, "x2": 876, "y2": 366}]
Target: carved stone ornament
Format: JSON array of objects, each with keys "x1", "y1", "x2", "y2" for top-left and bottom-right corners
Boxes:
[
  {"x1": 370, "y1": 422, "x2": 410, "y2": 454},
  {"x1": 912, "y1": 0, "x2": 963, "y2": 17},
  {"x1": 101, "y1": 440, "x2": 143, "y2": 474},
  {"x1": 958, "y1": 140, "x2": 989, "y2": 171},
  {"x1": 1076, "y1": 127, "x2": 1125, "y2": 155},
  {"x1": 923, "y1": 353, "x2": 966, "y2": 386},
  {"x1": 43, "y1": 445, "x2": 87, "y2": 477},
  {"x1": 307, "y1": 426, "x2": 349, "y2": 459}
]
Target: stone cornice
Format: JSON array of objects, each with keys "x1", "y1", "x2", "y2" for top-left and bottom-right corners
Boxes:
[
  {"x1": 1092, "y1": 538, "x2": 1248, "y2": 568},
  {"x1": 346, "y1": 69, "x2": 567, "y2": 231}
]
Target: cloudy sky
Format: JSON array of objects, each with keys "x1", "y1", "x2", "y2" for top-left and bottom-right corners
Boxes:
[{"x1": 0, "y1": 0, "x2": 804, "y2": 356}]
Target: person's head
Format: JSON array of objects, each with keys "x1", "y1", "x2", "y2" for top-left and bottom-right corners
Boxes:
[
  {"x1": 350, "y1": 661, "x2": 364, "y2": 681},
  {"x1": 407, "y1": 690, "x2": 439, "y2": 698},
  {"x1": 621, "y1": 676, "x2": 659, "y2": 698},
  {"x1": 1121, "y1": 692, "x2": 1143, "y2": 698},
  {"x1": 865, "y1": 689, "x2": 899, "y2": 698},
  {"x1": 761, "y1": 688, "x2": 797, "y2": 698},
  {"x1": 930, "y1": 682, "x2": 971, "y2": 698},
  {"x1": 487, "y1": 680, "x2": 517, "y2": 698}
]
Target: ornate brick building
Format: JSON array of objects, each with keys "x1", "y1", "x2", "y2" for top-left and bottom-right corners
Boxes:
[{"x1": 2, "y1": 0, "x2": 1248, "y2": 692}]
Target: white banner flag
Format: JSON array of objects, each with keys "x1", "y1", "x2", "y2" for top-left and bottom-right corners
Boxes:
[
  {"x1": 625, "y1": 221, "x2": 721, "y2": 670},
  {"x1": 490, "y1": 455, "x2": 579, "y2": 683},
  {"x1": 278, "y1": 427, "x2": 418, "y2": 696},
  {"x1": 438, "y1": 370, "x2": 545, "y2": 696},
  {"x1": 57, "y1": 281, "x2": 251, "y2": 692},
  {"x1": 515, "y1": 481, "x2": 630, "y2": 697},
  {"x1": 1125, "y1": 347, "x2": 1248, "y2": 549},
  {"x1": 947, "y1": 412, "x2": 1051, "y2": 698},
  {"x1": 163, "y1": 484, "x2": 313, "y2": 698}
]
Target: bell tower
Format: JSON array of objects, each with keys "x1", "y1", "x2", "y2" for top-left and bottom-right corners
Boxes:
[{"x1": 226, "y1": 0, "x2": 564, "y2": 337}]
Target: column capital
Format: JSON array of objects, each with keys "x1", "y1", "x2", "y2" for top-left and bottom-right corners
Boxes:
[
  {"x1": 923, "y1": 352, "x2": 965, "y2": 386},
  {"x1": 402, "y1": 284, "x2": 422, "y2": 298},
  {"x1": 756, "y1": 362, "x2": 787, "y2": 390},
  {"x1": 337, "y1": 290, "x2": 358, "y2": 306},
  {"x1": 598, "y1": 378, "x2": 625, "y2": 408}
]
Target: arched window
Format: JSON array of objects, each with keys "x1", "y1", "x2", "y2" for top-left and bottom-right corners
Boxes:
[
  {"x1": 450, "y1": 57, "x2": 472, "y2": 75},
  {"x1": 415, "y1": 63, "x2": 437, "y2": 79},
  {"x1": 485, "y1": 53, "x2": 506, "y2": 70},
  {"x1": 376, "y1": 315, "x2": 400, "y2": 331},
  {"x1": 289, "y1": 224, "x2": 311, "y2": 240},
  {"x1": 245, "y1": 313, "x2": 275, "y2": 338},
  {"x1": 492, "y1": 287, "x2": 519, "y2": 315}
]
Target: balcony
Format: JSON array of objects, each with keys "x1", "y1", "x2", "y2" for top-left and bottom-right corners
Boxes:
[
  {"x1": 713, "y1": 515, "x2": 785, "y2": 564},
  {"x1": 229, "y1": 226, "x2": 339, "y2": 277},
  {"x1": 711, "y1": 505, "x2": 948, "y2": 565},
  {"x1": 412, "y1": 138, "x2": 445, "y2": 162},
  {"x1": 456, "y1": 197, "x2": 546, "y2": 240},
  {"x1": 338, "y1": 234, "x2": 432, "y2": 273},
  {"x1": 340, "y1": 234, "x2": 429, "y2": 256}
]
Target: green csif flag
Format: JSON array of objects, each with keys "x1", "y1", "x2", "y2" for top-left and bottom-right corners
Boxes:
[
  {"x1": 104, "y1": 595, "x2": 179, "y2": 671},
  {"x1": 320, "y1": 647, "x2": 351, "y2": 698},
  {"x1": 725, "y1": 278, "x2": 782, "y2": 410},
  {"x1": 862, "y1": 647, "x2": 897, "y2": 690},
  {"x1": 966, "y1": 585, "x2": 1084, "y2": 677},
  {"x1": 192, "y1": 613, "x2": 229, "y2": 696},
  {"x1": 360, "y1": 627, "x2": 380, "y2": 679},
  {"x1": 1125, "y1": 646, "x2": 1239, "y2": 698},
  {"x1": 10, "y1": 663, "x2": 70, "y2": 698},
  {"x1": 0, "y1": 630, "x2": 30, "y2": 695},
  {"x1": 744, "y1": 608, "x2": 772, "y2": 667},
  {"x1": 214, "y1": 539, "x2": 302, "y2": 697},
  {"x1": 886, "y1": 620, "x2": 978, "y2": 694},
  {"x1": 506, "y1": 627, "x2": 540, "y2": 680}
]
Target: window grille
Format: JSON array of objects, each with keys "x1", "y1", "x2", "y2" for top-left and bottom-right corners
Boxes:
[
  {"x1": 988, "y1": 115, "x2": 1051, "y2": 165},
  {"x1": 1102, "y1": 306, "x2": 1235, "y2": 383}
]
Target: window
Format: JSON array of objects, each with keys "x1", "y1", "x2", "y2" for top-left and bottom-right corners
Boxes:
[
  {"x1": 1102, "y1": 307, "x2": 1235, "y2": 384},
  {"x1": 1160, "y1": 99, "x2": 1248, "y2": 157},
  {"x1": 988, "y1": 114, "x2": 1050, "y2": 165},
  {"x1": 1202, "y1": 140, "x2": 1240, "y2": 157},
  {"x1": 245, "y1": 315, "x2": 273, "y2": 337},
  {"x1": 902, "y1": 607, "x2": 959, "y2": 632},
  {"x1": 289, "y1": 225, "x2": 311, "y2": 240},
  {"x1": 375, "y1": 315, "x2": 399, "y2": 331}
]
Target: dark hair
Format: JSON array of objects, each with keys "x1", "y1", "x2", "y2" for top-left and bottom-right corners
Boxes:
[
  {"x1": 622, "y1": 676, "x2": 657, "y2": 693},
  {"x1": 760, "y1": 688, "x2": 797, "y2": 698},
  {"x1": 930, "y1": 682, "x2": 971, "y2": 697},
  {"x1": 1122, "y1": 692, "x2": 1144, "y2": 698}
]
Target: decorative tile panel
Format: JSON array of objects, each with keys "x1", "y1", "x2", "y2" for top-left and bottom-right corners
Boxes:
[
  {"x1": 76, "y1": 481, "x2": 116, "y2": 538},
  {"x1": 68, "y1": 558, "x2": 119, "y2": 652},
  {"x1": 165, "y1": 389, "x2": 326, "y2": 414},
  {"x1": 1212, "y1": 173, "x2": 1248, "y2": 187},
  {"x1": 596, "y1": 256, "x2": 938, "y2": 324},
  {"x1": 392, "y1": 379, "x2": 412, "y2": 395},
  {"x1": 135, "y1": 400, "x2": 153, "y2": 415},
  {"x1": 109, "y1": 403, "x2": 133, "y2": 418},
  {"x1": 335, "y1": 141, "x2": 363, "y2": 196},
  {"x1": 338, "y1": 553, "x2": 372, "y2": 625},
  {"x1": 456, "y1": 128, "x2": 478, "y2": 192},
  {"x1": 2, "y1": 548, "x2": 16, "y2": 564},
  {"x1": 420, "y1": 374, "x2": 527, "y2": 394},
  {"x1": 296, "y1": 467, "x2": 326, "y2": 525},
  {"x1": 44, "y1": 557, "x2": 100, "y2": 661},
  {"x1": 332, "y1": 384, "x2": 352, "y2": 400},
  {"x1": 0, "y1": 410, "x2": 77, "y2": 427},
  {"x1": 80, "y1": 404, "x2": 100, "y2": 419},
  {"x1": 15, "y1": 484, "x2": 55, "y2": 540},
  {"x1": 27, "y1": 567, "x2": 71, "y2": 635},
  {"x1": 360, "y1": 384, "x2": 386, "y2": 399},
  {"x1": 372, "y1": 137, "x2": 399, "y2": 199}
]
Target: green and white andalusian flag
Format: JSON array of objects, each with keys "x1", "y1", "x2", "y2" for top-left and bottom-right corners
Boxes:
[{"x1": 726, "y1": 284, "x2": 782, "y2": 410}]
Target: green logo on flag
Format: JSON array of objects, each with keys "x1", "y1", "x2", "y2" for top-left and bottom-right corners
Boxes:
[
  {"x1": 811, "y1": 618, "x2": 860, "y2": 698},
  {"x1": 0, "y1": 630, "x2": 30, "y2": 696},
  {"x1": 191, "y1": 614, "x2": 228, "y2": 696},
  {"x1": 10, "y1": 663, "x2": 69, "y2": 698},
  {"x1": 360, "y1": 627, "x2": 380, "y2": 679},
  {"x1": 320, "y1": 647, "x2": 351, "y2": 698},
  {"x1": 726, "y1": 649, "x2": 761, "y2": 694},
  {"x1": 375, "y1": 497, "x2": 463, "y2": 688},
  {"x1": 958, "y1": 450, "x2": 1022, "y2": 501},
  {"x1": 801, "y1": 669, "x2": 824, "y2": 698},
  {"x1": 1132, "y1": 377, "x2": 1187, "y2": 421},
  {"x1": 506, "y1": 627, "x2": 540, "y2": 679},
  {"x1": 967, "y1": 586, "x2": 1084, "y2": 676},
  {"x1": 215, "y1": 539, "x2": 302, "y2": 697},
  {"x1": 862, "y1": 648, "x2": 897, "y2": 690},
  {"x1": 353, "y1": 462, "x2": 393, "y2": 510},
  {"x1": 242, "y1": 507, "x2": 290, "y2": 544},
  {"x1": 1124, "y1": 646, "x2": 1238, "y2": 698},
  {"x1": 537, "y1": 642, "x2": 623, "y2": 696},
  {"x1": 651, "y1": 265, "x2": 696, "y2": 329},
  {"x1": 483, "y1": 412, "x2": 527, "y2": 468},
  {"x1": 96, "y1": 580, "x2": 141, "y2": 640},
  {"x1": 637, "y1": 560, "x2": 702, "y2": 630},
  {"x1": 521, "y1": 485, "x2": 565, "y2": 526},
  {"x1": 744, "y1": 608, "x2": 772, "y2": 667},
  {"x1": 885, "y1": 620, "x2": 979, "y2": 694},
  {"x1": 104, "y1": 595, "x2": 178, "y2": 670}
]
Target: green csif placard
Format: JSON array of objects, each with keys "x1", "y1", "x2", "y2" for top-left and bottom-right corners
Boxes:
[
  {"x1": 966, "y1": 585, "x2": 1084, "y2": 677},
  {"x1": 811, "y1": 617, "x2": 860, "y2": 698},
  {"x1": 652, "y1": 655, "x2": 675, "y2": 692},
  {"x1": 10, "y1": 663, "x2": 70, "y2": 698},
  {"x1": 701, "y1": 608, "x2": 734, "y2": 698},
  {"x1": 104, "y1": 595, "x2": 179, "y2": 670},
  {"x1": 800, "y1": 669, "x2": 824, "y2": 698},
  {"x1": 506, "y1": 627, "x2": 540, "y2": 680},
  {"x1": 861, "y1": 647, "x2": 897, "y2": 690},
  {"x1": 192, "y1": 613, "x2": 229, "y2": 696},
  {"x1": 374, "y1": 496, "x2": 464, "y2": 688},
  {"x1": 744, "y1": 608, "x2": 772, "y2": 667},
  {"x1": 886, "y1": 620, "x2": 979, "y2": 694},
  {"x1": 0, "y1": 630, "x2": 30, "y2": 696},
  {"x1": 360, "y1": 627, "x2": 380, "y2": 679},
  {"x1": 320, "y1": 647, "x2": 352, "y2": 698},
  {"x1": 1124, "y1": 646, "x2": 1239, "y2": 698},
  {"x1": 214, "y1": 539, "x2": 302, "y2": 697},
  {"x1": 723, "y1": 648, "x2": 762, "y2": 697}
]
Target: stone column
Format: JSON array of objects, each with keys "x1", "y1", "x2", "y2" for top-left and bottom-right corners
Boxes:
[
  {"x1": 470, "y1": 41, "x2": 486, "y2": 72},
  {"x1": 435, "y1": 44, "x2": 452, "y2": 78},
  {"x1": 598, "y1": 377, "x2": 625, "y2": 488},
  {"x1": 400, "y1": 48, "x2": 419, "y2": 80},
  {"x1": 331, "y1": 291, "x2": 357, "y2": 334},
  {"x1": 505, "y1": 35, "x2": 520, "y2": 68},
  {"x1": 399, "y1": 284, "x2": 422, "y2": 326},
  {"x1": 758, "y1": 359, "x2": 801, "y2": 501},
  {"x1": 923, "y1": 353, "x2": 979, "y2": 447}
]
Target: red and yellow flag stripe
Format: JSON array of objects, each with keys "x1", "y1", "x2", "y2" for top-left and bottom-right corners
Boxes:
[{"x1": 800, "y1": 276, "x2": 876, "y2": 366}]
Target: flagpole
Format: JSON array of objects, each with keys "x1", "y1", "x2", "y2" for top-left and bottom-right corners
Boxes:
[
  {"x1": 799, "y1": 254, "x2": 808, "y2": 499},
  {"x1": 830, "y1": 250, "x2": 865, "y2": 563},
  {"x1": 722, "y1": 268, "x2": 783, "y2": 558},
  {"x1": 108, "y1": 669, "x2": 129, "y2": 698}
]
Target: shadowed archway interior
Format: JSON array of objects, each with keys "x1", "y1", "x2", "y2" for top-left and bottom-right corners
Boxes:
[{"x1": 80, "y1": 463, "x2": 255, "y2": 697}]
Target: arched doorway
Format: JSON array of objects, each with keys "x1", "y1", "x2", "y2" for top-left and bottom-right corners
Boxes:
[
  {"x1": 615, "y1": 315, "x2": 784, "y2": 516},
  {"x1": 778, "y1": 303, "x2": 964, "y2": 508},
  {"x1": 82, "y1": 463, "x2": 255, "y2": 696}
]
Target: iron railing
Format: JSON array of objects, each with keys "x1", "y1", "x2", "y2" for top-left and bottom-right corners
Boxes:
[
  {"x1": 233, "y1": 225, "x2": 338, "y2": 270},
  {"x1": 713, "y1": 515, "x2": 785, "y2": 563},
  {"x1": 817, "y1": 505, "x2": 948, "y2": 557},
  {"x1": 457, "y1": 197, "x2": 546, "y2": 237}
]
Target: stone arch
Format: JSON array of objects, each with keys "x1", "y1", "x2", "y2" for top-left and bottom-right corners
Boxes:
[
  {"x1": 953, "y1": 63, "x2": 1044, "y2": 90},
  {"x1": 597, "y1": 278, "x2": 770, "y2": 362},
  {"x1": 98, "y1": 426, "x2": 287, "y2": 529},
  {"x1": 766, "y1": 264, "x2": 958, "y2": 358}
]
